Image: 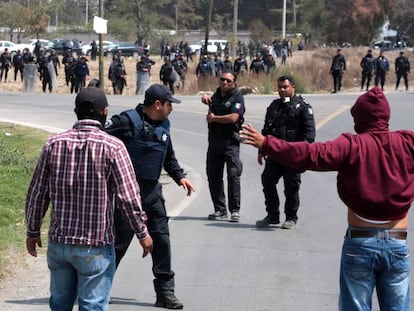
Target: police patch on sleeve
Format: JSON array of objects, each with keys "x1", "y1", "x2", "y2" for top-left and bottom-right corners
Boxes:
[
  {"x1": 308, "y1": 107, "x2": 313, "y2": 115},
  {"x1": 104, "y1": 119, "x2": 113, "y2": 128},
  {"x1": 234, "y1": 102, "x2": 241, "y2": 110}
]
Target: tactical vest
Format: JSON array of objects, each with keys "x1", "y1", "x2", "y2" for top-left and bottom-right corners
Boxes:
[
  {"x1": 263, "y1": 96, "x2": 305, "y2": 142},
  {"x1": 123, "y1": 109, "x2": 170, "y2": 181},
  {"x1": 209, "y1": 89, "x2": 244, "y2": 138}
]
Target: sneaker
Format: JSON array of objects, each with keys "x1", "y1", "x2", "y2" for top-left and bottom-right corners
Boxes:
[
  {"x1": 230, "y1": 212, "x2": 240, "y2": 222},
  {"x1": 155, "y1": 292, "x2": 184, "y2": 309},
  {"x1": 256, "y1": 215, "x2": 280, "y2": 227},
  {"x1": 208, "y1": 211, "x2": 227, "y2": 220},
  {"x1": 281, "y1": 220, "x2": 297, "y2": 229}
]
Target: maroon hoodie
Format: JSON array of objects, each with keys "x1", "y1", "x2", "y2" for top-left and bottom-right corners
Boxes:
[{"x1": 261, "y1": 87, "x2": 414, "y2": 221}]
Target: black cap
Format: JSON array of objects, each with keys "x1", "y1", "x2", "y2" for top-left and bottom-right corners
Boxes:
[
  {"x1": 75, "y1": 87, "x2": 108, "y2": 113},
  {"x1": 144, "y1": 84, "x2": 181, "y2": 105}
]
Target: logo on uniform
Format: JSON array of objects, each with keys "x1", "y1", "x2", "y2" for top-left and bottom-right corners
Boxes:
[
  {"x1": 162, "y1": 133, "x2": 168, "y2": 142},
  {"x1": 104, "y1": 119, "x2": 113, "y2": 128},
  {"x1": 225, "y1": 101, "x2": 231, "y2": 108},
  {"x1": 235, "y1": 103, "x2": 241, "y2": 110}
]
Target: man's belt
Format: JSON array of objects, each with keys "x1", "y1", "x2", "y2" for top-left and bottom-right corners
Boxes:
[{"x1": 346, "y1": 229, "x2": 407, "y2": 240}]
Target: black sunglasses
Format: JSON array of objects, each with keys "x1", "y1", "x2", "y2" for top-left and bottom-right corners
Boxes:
[{"x1": 220, "y1": 77, "x2": 234, "y2": 83}]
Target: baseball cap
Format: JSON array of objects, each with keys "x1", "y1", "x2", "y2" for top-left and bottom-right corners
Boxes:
[
  {"x1": 144, "y1": 84, "x2": 181, "y2": 105},
  {"x1": 75, "y1": 87, "x2": 108, "y2": 113}
]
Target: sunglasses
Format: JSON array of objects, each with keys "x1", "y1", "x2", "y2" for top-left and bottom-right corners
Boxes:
[{"x1": 220, "y1": 77, "x2": 234, "y2": 83}]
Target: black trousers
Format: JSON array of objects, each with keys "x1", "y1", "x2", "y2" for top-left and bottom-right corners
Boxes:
[
  {"x1": 396, "y1": 71, "x2": 409, "y2": 90},
  {"x1": 332, "y1": 70, "x2": 343, "y2": 92},
  {"x1": 206, "y1": 135, "x2": 242, "y2": 213},
  {"x1": 261, "y1": 159, "x2": 301, "y2": 222},
  {"x1": 361, "y1": 72, "x2": 372, "y2": 90},
  {"x1": 114, "y1": 181, "x2": 175, "y2": 294},
  {"x1": 375, "y1": 71, "x2": 386, "y2": 90}
]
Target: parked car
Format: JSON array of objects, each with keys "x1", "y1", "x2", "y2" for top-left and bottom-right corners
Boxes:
[
  {"x1": 81, "y1": 40, "x2": 113, "y2": 56},
  {"x1": 0, "y1": 40, "x2": 16, "y2": 54},
  {"x1": 49, "y1": 38, "x2": 82, "y2": 56},
  {"x1": 26, "y1": 39, "x2": 53, "y2": 53},
  {"x1": 106, "y1": 42, "x2": 144, "y2": 57},
  {"x1": 371, "y1": 40, "x2": 406, "y2": 51},
  {"x1": 189, "y1": 39, "x2": 228, "y2": 55}
]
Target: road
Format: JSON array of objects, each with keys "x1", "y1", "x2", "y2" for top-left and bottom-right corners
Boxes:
[{"x1": 0, "y1": 90, "x2": 413, "y2": 310}]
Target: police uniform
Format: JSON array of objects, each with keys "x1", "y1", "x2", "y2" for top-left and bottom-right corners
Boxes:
[
  {"x1": 105, "y1": 103, "x2": 186, "y2": 298},
  {"x1": 260, "y1": 94, "x2": 315, "y2": 225},
  {"x1": 207, "y1": 86, "x2": 245, "y2": 218}
]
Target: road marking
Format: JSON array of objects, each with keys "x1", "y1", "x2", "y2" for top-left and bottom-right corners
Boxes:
[{"x1": 315, "y1": 106, "x2": 350, "y2": 130}]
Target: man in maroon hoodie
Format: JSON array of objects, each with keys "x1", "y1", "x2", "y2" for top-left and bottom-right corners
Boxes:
[{"x1": 240, "y1": 87, "x2": 414, "y2": 311}]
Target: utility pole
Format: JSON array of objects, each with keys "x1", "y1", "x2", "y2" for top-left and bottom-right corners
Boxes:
[
  {"x1": 204, "y1": 0, "x2": 213, "y2": 55},
  {"x1": 174, "y1": 4, "x2": 179, "y2": 35},
  {"x1": 98, "y1": 0, "x2": 104, "y2": 89},
  {"x1": 85, "y1": 0, "x2": 89, "y2": 25},
  {"x1": 282, "y1": 0, "x2": 286, "y2": 39},
  {"x1": 232, "y1": 0, "x2": 238, "y2": 58}
]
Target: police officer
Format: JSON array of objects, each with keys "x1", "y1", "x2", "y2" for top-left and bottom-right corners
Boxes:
[
  {"x1": 159, "y1": 57, "x2": 175, "y2": 94},
  {"x1": 202, "y1": 70, "x2": 245, "y2": 222},
  {"x1": 12, "y1": 49, "x2": 24, "y2": 82},
  {"x1": 256, "y1": 75, "x2": 315, "y2": 229},
  {"x1": 233, "y1": 52, "x2": 248, "y2": 76},
  {"x1": 360, "y1": 49, "x2": 374, "y2": 91},
  {"x1": 395, "y1": 50, "x2": 410, "y2": 91},
  {"x1": 329, "y1": 48, "x2": 346, "y2": 93},
  {"x1": 374, "y1": 50, "x2": 390, "y2": 91},
  {"x1": 105, "y1": 84, "x2": 195, "y2": 309},
  {"x1": 0, "y1": 48, "x2": 11, "y2": 82},
  {"x1": 249, "y1": 53, "x2": 266, "y2": 74}
]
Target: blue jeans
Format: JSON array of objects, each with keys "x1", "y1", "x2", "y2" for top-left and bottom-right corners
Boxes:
[
  {"x1": 339, "y1": 229, "x2": 410, "y2": 311},
  {"x1": 47, "y1": 241, "x2": 115, "y2": 311}
]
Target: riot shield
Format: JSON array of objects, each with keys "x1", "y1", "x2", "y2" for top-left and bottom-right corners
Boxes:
[
  {"x1": 136, "y1": 70, "x2": 150, "y2": 95},
  {"x1": 48, "y1": 61, "x2": 58, "y2": 91},
  {"x1": 23, "y1": 63, "x2": 37, "y2": 92},
  {"x1": 171, "y1": 68, "x2": 180, "y2": 89}
]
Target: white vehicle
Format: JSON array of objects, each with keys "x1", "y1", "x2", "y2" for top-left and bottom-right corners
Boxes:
[
  {"x1": 13, "y1": 39, "x2": 52, "y2": 53},
  {"x1": 189, "y1": 39, "x2": 228, "y2": 55},
  {"x1": 82, "y1": 40, "x2": 113, "y2": 56},
  {"x1": 0, "y1": 40, "x2": 16, "y2": 54}
]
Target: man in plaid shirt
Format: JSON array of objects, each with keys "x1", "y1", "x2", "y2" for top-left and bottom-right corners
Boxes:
[{"x1": 25, "y1": 86, "x2": 153, "y2": 311}]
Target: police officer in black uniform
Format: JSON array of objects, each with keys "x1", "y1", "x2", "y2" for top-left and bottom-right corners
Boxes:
[
  {"x1": 202, "y1": 70, "x2": 245, "y2": 222},
  {"x1": 329, "y1": 48, "x2": 346, "y2": 93},
  {"x1": 12, "y1": 49, "x2": 24, "y2": 82},
  {"x1": 105, "y1": 84, "x2": 195, "y2": 310},
  {"x1": 360, "y1": 49, "x2": 374, "y2": 91},
  {"x1": 395, "y1": 50, "x2": 410, "y2": 91},
  {"x1": 256, "y1": 75, "x2": 315, "y2": 229}
]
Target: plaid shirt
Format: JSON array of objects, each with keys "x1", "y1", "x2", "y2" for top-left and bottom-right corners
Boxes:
[{"x1": 25, "y1": 120, "x2": 149, "y2": 246}]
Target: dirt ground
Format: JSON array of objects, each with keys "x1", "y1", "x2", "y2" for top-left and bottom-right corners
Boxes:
[{"x1": 0, "y1": 48, "x2": 410, "y2": 95}]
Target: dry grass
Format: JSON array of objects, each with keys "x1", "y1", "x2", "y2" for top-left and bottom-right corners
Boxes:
[{"x1": 0, "y1": 47, "x2": 412, "y2": 95}]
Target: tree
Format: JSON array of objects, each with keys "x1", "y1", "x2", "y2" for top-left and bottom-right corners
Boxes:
[
  {"x1": 248, "y1": 19, "x2": 273, "y2": 46},
  {"x1": 0, "y1": 2, "x2": 28, "y2": 42},
  {"x1": 387, "y1": 0, "x2": 414, "y2": 45},
  {"x1": 106, "y1": 0, "x2": 172, "y2": 44},
  {"x1": 25, "y1": 5, "x2": 50, "y2": 39},
  {"x1": 324, "y1": 0, "x2": 385, "y2": 45}
]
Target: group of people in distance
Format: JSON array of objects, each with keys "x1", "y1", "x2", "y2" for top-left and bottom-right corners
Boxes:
[
  {"x1": 330, "y1": 47, "x2": 411, "y2": 93},
  {"x1": 25, "y1": 65, "x2": 414, "y2": 310}
]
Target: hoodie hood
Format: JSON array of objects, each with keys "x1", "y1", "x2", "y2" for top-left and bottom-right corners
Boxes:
[{"x1": 350, "y1": 87, "x2": 390, "y2": 133}]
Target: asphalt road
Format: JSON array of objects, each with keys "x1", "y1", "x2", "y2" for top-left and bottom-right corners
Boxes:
[{"x1": 1, "y1": 90, "x2": 414, "y2": 310}]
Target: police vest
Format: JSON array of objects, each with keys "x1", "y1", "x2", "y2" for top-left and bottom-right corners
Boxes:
[
  {"x1": 123, "y1": 109, "x2": 170, "y2": 181},
  {"x1": 209, "y1": 89, "x2": 244, "y2": 138}
]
